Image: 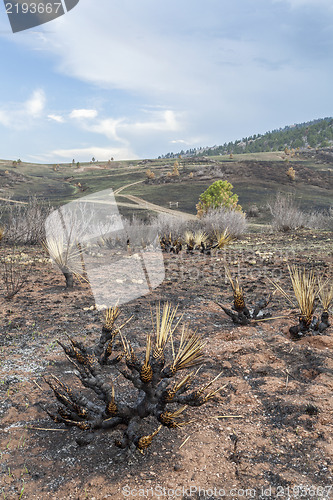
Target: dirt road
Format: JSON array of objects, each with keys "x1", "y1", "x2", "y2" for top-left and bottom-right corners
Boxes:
[{"x1": 115, "y1": 181, "x2": 197, "y2": 220}]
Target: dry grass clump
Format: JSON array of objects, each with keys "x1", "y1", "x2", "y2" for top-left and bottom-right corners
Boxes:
[
  {"x1": 145, "y1": 169, "x2": 155, "y2": 180},
  {"x1": 44, "y1": 303, "x2": 224, "y2": 452}
]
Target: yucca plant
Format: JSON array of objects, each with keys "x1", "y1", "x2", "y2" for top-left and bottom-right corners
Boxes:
[
  {"x1": 218, "y1": 266, "x2": 272, "y2": 325},
  {"x1": 43, "y1": 303, "x2": 223, "y2": 452},
  {"x1": 183, "y1": 230, "x2": 213, "y2": 255},
  {"x1": 269, "y1": 266, "x2": 331, "y2": 337},
  {"x1": 42, "y1": 235, "x2": 85, "y2": 288},
  {"x1": 183, "y1": 231, "x2": 193, "y2": 243},
  {"x1": 159, "y1": 233, "x2": 182, "y2": 254},
  {"x1": 213, "y1": 228, "x2": 234, "y2": 250},
  {"x1": 318, "y1": 279, "x2": 333, "y2": 312},
  {"x1": 193, "y1": 230, "x2": 208, "y2": 248},
  {"x1": 317, "y1": 279, "x2": 332, "y2": 332},
  {"x1": 288, "y1": 265, "x2": 317, "y2": 328}
]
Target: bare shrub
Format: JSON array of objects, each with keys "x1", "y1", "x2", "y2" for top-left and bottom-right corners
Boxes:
[
  {"x1": 2, "y1": 196, "x2": 52, "y2": 245},
  {"x1": 268, "y1": 193, "x2": 305, "y2": 232},
  {"x1": 247, "y1": 204, "x2": 260, "y2": 218},
  {"x1": 0, "y1": 247, "x2": 33, "y2": 300},
  {"x1": 306, "y1": 210, "x2": 332, "y2": 230},
  {"x1": 201, "y1": 207, "x2": 247, "y2": 237},
  {"x1": 152, "y1": 213, "x2": 198, "y2": 239},
  {"x1": 122, "y1": 215, "x2": 160, "y2": 248},
  {"x1": 269, "y1": 193, "x2": 332, "y2": 231}
]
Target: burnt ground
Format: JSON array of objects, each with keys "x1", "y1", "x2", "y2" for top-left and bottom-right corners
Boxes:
[{"x1": 0, "y1": 229, "x2": 333, "y2": 499}]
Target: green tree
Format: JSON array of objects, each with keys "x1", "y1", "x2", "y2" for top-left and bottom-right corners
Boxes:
[{"x1": 196, "y1": 180, "x2": 242, "y2": 217}]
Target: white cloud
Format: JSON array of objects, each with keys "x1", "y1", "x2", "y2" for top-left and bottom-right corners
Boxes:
[
  {"x1": 25, "y1": 89, "x2": 45, "y2": 117},
  {"x1": 48, "y1": 114, "x2": 65, "y2": 123},
  {"x1": 24, "y1": 2, "x2": 218, "y2": 100},
  {"x1": 51, "y1": 146, "x2": 138, "y2": 161},
  {"x1": 171, "y1": 139, "x2": 187, "y2": 144},
  {"x1": 119, "y1": 110, "x2": 181, "y2": 135},
  {"x1": 64, "y1": 108, "x2": 183, "y2": 149},
  {"x1": 89, "y1": 118, "x2": 123, "y2": 142},
  {"x1": 0, "y1": 89, "x2": 46, "y2": 129},
  {"x1": 70, "y1": 109, "x2": 98, "y2": 119}
]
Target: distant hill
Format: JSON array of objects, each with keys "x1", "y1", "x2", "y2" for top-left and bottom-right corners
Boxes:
[{"x1": 160, "y1": 117, "x2": 333, "y2": 158}]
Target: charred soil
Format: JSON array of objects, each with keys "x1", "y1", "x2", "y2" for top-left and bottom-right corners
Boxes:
[{"x1": 0, "y1": 229, "x2": 332, "y2": 499}]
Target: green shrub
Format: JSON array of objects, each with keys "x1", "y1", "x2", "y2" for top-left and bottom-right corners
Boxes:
[{"x1": 196, "y1": 180, "x2": 242, "y2": 217}]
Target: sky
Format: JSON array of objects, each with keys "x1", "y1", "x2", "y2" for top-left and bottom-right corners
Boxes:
[{"x1": 0, "y1": 0, "x2": 333, "y2": 162}]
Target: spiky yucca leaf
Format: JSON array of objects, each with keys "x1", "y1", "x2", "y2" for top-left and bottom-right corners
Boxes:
[
  {"x1": 163, "y1": 368, "x2": 200, "y2": 402},
  {"x1": 120, "y1": 333, "x2": 138, "y2": 368},
  {"x1": 267, "y1": 276, "x2": 296, "y2": 307},
  {"x1": 42, "y1": 236, "x2": 85, "y2": 279},
  {"x1": 288, "y1": 265, "x2": 317, "y2": 325},
  {"x1": 152, "y1": 302, "x2": 181, "y2": 358},
  {"x1": 171, "y1": 326, "x2": 206, "y2": 373},
  {"x1": 103, "y1": 305, "x2": 120, "y2": 331},
  {"x1": 159, "y1": 405, "x2": 193, "y2": 428},
  {"x1": 140, "y1": 334, "x2": 153, "y2": 383},
  {"x1": 225, "y1": 266, "x2": 245, "y2": 311},
  {"x1": 193, "y1": 373, "x2": 226, "y2": 403},
  {"x1": 225, "y1": 266, "x2": 239, "y2": 293},
  {"x1": 173, "y1": 368, "x2": 199, "y2": 393},
  {"x1": 214, "y1": 228, "x2": 234, "y2": 249},
  {"x1": 318, "y1": 279, "x2": 333, "y2": 312},
  {"x1": 183, "y1": 230, "x2": 194, "y2": 246},
  {"x1": 193, "y1": 230, "x2": 208, "y2": 247},
  {"x1": 106, "y1": 385, "x2": 117, "y2": 416}
]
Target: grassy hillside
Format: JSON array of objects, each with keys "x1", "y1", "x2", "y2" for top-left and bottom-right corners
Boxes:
[{"x1": 0, "y1": 150, "x2": 331, "y2": 223}]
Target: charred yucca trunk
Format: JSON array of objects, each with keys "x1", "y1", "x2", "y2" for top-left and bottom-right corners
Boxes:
[
  {"x1": 43, "y1": 303, "x2": 224, "y2": 452},
  {"x1": 63, "y1": 269, "x2": 74, "y2": 288}
]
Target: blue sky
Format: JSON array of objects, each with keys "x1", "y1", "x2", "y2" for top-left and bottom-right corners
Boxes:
[{"x1": 0, "y1": 0, "x2": 333, "y2": 162}]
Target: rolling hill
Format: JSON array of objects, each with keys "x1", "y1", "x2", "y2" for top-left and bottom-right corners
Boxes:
[
  {"x1": 0, "y1": 147, "x2": 332, "y2": 224},
  {"x1": 161, "y1": 117, "x2": 333, "y2": 158}
]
